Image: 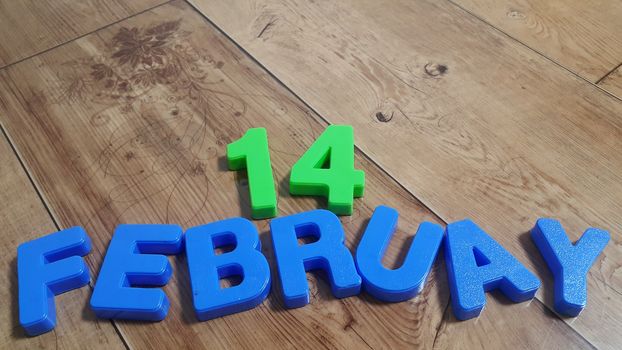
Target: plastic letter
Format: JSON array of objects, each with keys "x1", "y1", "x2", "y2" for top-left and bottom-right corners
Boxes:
[
  {"x1": 531, "y1": 218, "x2": 609, "y2": 316},
  {"x1": 445, "y1": 219, "x2": 540, "y2": 320},
  {"x1": 90, "y1": 224, "x2": 182, "y2": 321},
  {"x1": 185, "y1": 218, "x2": 271, "y2": 320},
  {"x1": 270, "y1": 209, "x2": 361, "y2": 308},
  {"x1": 18, "y1": 227, "x2": 91, "y2": 336},
  {"x1": 356, "y1": 205, "x2": 443, "y2": 301}
]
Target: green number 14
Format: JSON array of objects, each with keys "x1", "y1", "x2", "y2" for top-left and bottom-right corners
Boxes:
[{"x1": 227, "y1": 125, "x2": 365, "y2": 219}]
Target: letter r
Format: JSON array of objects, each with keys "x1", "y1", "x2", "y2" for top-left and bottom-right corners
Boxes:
[{"x1": 270, "y1": 209, "x2": 361, "y2": 308}]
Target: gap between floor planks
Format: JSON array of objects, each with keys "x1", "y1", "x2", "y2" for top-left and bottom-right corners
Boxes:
[{"x1": 445, "y1": 0, "x2": 622, "y2": 102}]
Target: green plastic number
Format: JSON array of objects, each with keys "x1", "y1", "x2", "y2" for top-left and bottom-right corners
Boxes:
[
  {"x1": 227, "y1": 128, "x2": 278, "y2": 219},
  {"x1": 289, "y1": 125, "x2": 365, "y2": 215}
]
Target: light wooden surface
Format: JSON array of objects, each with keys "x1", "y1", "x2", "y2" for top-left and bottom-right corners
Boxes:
[
  {"x1": 599, "y1": 65, "x2": 622, "y2": 98},
  {"x1": 449, "y1": 0, "x2": 622, "y2": 82},
  {"x1": 1, "y1": 2, "x2": 448, "y2": 348},
  {"x1": 0, "y1": 133, "x2": 125, "y2": 349},
  {"x1": 0, "y1": 0, "x2": 166, "y2": 68},
  {"x1": 0, "y1": 0, "x2": 620, "y2": 349},
  {"x1": 189, "y1": 0, "x2": 622, "y2": 348}
]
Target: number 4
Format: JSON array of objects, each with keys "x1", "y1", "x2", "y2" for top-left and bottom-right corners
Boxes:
[{"x1": 290, "y1": 125, "x2": 365, "y2": 215}]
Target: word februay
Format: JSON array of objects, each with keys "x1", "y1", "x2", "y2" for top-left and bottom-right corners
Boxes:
[{"x1": 18, "y1": 208, "x2": 609, "y2": 336}]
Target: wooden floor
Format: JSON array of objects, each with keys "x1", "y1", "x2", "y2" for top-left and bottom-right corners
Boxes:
[{"x1": 1, "y1": 0, "x2": 620, "y2": 348}]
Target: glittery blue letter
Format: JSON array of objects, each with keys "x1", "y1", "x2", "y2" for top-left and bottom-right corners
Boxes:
[
  {"x1": 531, "y1": 218, "x2": 609, "y2": 316},
  {"x1": 18, "y1": 227, "x2": 91, "y2": 336},
  {"x1": 445, "y1": 220, "x2": 540, "y2": 320}
]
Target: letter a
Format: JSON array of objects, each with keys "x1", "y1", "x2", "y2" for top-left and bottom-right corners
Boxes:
[{"x1": 445, "y1": 220, "x2": 540, "y2": 320}]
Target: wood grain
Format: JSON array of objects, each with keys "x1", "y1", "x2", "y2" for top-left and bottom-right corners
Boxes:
[
  {"x1": 598, "y1": 64, "x2": 622, "y2": 99},
  {"x1": 434, "y1": 294, "x2": 595, "y2": 350},
  {"x1": 188, "y1": 0, "x2": 622, "y2": 348},
  {"x1": 0, "y1": 1, "x2": 595, "y2": 348},
  {"x1": 449, "y1": 0, "x2": 622, "y2": 82},
  {"x1": 0, "y1": 132, "x2": 125, "y2": 349},
  {"x1": 0, "y1": 2, "x2": 444, "y2": 348},
  {"x1": 0, "y1": 0, "x2": 166, "y2": 68}
]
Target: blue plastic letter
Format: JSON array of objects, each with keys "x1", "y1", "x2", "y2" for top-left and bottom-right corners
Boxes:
[
  {"x1": 445, "y1": 219, "x2": 540, "y2": 320},
  {"x1": 185, "y1": 218, "x2": 271, "y2": 320},
  {"x1": 531, "y1": 218, "x2": 609, "y2": 316},
  {"x1": 18, "y1": 227, "x2": 91, "y2": 336},
  {"x1": 90, "y1": 224, "x2": 182, "y2": 321},
  {"x1": 270, "y1": 209, "x2": 361, "y2": 308},
  {"x1": 355, "y1": 205, "x2": 443, "y2": 302}
]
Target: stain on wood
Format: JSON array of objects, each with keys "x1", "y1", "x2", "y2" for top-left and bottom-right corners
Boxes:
[{"x1": 0, "y1": 0, "x2": 167, "y2": 68}]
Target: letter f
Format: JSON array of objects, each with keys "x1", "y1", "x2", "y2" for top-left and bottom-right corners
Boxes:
[{"x1": 18, "y1": 227, "x2": 91, "y2": 336}]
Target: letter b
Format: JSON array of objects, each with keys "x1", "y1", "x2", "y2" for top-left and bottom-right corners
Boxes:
[{"x1": 185, "y1": 218, "x2": 271, "y2": 320}]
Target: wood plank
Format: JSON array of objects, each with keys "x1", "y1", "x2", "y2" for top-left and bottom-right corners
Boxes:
[
  {"x1": 449, "y1": 0, "x2": 622, "y2": 82},
  {"x1": 435, "y1": 293, "x2": 595, "y2": 350},
  {"x1": 187, "y1": 0, "x2": 622, "y2": 348},
  {"x1": 0, "y1": 1, "x2": 443, "y2": 348},
  {"x1": 0, "y1": 132, "x2": 125, "y2": 349},
  {"x1": 0, "y1": 1, "x2": 593, "y2": 348},
  {"x1": 0, "y1": 0, "x2": 166, "y2": 68},
  {"x1": 598, "y1": 64, "x2": 622, "y2": 99}
]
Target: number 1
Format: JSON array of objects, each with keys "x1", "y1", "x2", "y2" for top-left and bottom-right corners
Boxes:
[{"x1": 227, "y1": 128, "x2": 278, "y2": 219}]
